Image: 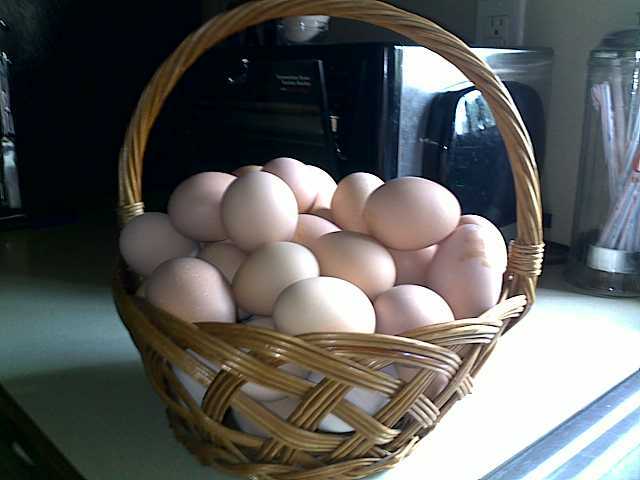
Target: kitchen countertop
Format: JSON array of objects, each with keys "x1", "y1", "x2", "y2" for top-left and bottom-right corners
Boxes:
[{"x1": 1, "y1": 219, "x2": 639, "y2": 479}]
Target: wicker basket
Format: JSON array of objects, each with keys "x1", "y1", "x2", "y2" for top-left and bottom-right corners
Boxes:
[{"x1": 113, "y1": 1, "x2": 545, "y2": 478}]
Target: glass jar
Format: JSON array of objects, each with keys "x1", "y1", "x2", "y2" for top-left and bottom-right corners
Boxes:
[{"x1": 566, "y1": 29, "x2": 640, "y2": 297}]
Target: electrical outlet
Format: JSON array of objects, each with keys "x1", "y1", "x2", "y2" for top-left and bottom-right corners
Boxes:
[{"x1": 476, "y1": 0, "x2": 527, "y2": 47}]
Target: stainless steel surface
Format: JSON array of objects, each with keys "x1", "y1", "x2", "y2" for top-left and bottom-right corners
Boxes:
[
  {"x1": 587, "y1": 244, "x2": 640, "y2": 274},
  {"x1": 396, "y1": 46, "x2": 553, "y2": 179}
]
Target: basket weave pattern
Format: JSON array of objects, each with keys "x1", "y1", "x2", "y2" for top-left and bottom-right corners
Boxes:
[{"x1": 113, "y1": 1, "x2": 544, "y2": 478}]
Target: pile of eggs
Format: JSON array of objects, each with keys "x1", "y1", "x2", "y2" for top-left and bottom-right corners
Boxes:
[{"x1": 120, "y1": 157, "x2": 507, "y2": 436}]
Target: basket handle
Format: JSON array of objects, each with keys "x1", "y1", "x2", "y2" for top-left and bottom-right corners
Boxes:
[{"x1": 117, "y1": 0, "x2": 544, "y2": 308}]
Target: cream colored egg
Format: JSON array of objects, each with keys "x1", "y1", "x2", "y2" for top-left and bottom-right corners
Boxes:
[
  {"x1": 374, "y1": 285, "x2": 454, "y2": 335},
  {"x1": 233, "y1": 165, "x2": 263, "y2": 176},
  {"x1": 308, "y1": 165, "x2": 337, "y2": 209},
  {"x1": 425, "y1": 224, "x2": 504, "y2": 319},
  {"x1": 167, "y1": 172, "x2": 236, "y2": 241},
  {"x1": 389, "y1": 246, "x2": 438, "y2": 287},
  {"x1": 232, "y1": 397, "x2": 298, "y2": 438},
  {"x1": 331, "y1": 172, "x2": 383, "y2": 233},
  {"x1": 233, "y1": 242, "x2": 319, "y2": 316},
  {"x1": 395, "y1": 366, "x2": 448, "y2": 400},
  {"x1": 119, "y1": 212, "x2": 198, "y2": 276},
  {"x1": 146, "y1": 257, "x2": 236, "y2": 324},
  {"x1": 364, "y1": 177, "x2": 461, "y2": 250},
  {"x1": 172, "y1": 350, "x2": 218, "y2": 405},
  {"x1": 308, "y1": 371, "x2": 389, "y2": 433},
  {"x1": 310, "y1": 207, "x2": 335, "y2": 223},
  {"x1": 221, "y1": 171, "x2": 298, "y2": 251},
  {"x1": 263, "y1": 157, "x2": 318, "y2": 212},
  {"x1": 292, "y1": 214, "x2": 340, "y2": 250},
  {"x1": 311, "y1": 231, "x2": 395, "y2": 299},
  {"x1": 274, "y1": 276, "x2": 376, "y2": 336},
  {"x1": 198, "y1": 242, "x2": 246, "y2": 283},
  {"x1": 459, "y1": 214, "x2": 508, "y2": 272}
]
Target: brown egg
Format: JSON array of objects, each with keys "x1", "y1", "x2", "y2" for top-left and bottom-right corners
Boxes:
[
  {"x1": 374, "y1": 285, "x2": 454, "y2": 335},
  {"x1": 233, "y1": 242, "x2": 319, "y2": 316},
  {"x1": 425, "y1": 224, "x2": 504, "y2": 319},
  {"x1": 198, "y1": 242, "x2": 246, "y2": 283},
  {"x1": 310, "y1": 207, "x2": 335, "y2": 223},
  {"x1": 389, "y1": 246, "x2": 438, "y2": 286},
  {"x1": 274, "y1": 277, "x2": 376, "y2": 335},
  {"x1": 233, "y1": 165, "x2": 263, "y2": 176},
  {"x1": 459, "y1": 214, "x2": 508, "y2": 272},
  {"x1": 292, "y1": 214, "x2": 340, "y2": 250},
  {"x1": 364, "y1": 177, "x2": 461, "y2": 250},
  {"x1": 331, "y1": 172, "x2": 384, "y2": 233},
  {"x1": 311, "y1": 231, "x2": 396, "y2": 299},
  {"x1": 119, "y1": 212, "x2": 198, "y2": 276},
  {"x1": 308, "y1": 165, "x2": 337, "y2": 209},
  {"x1": 146, "y1": 257, "x2": 236, "y2": 324},
  {"x1": 167, "y1": 172, "x2": 236, "y2": 242},
  {"x1": 263, "y1": 157, "x2": 318, "y2": 212},
  {"x1": 221, "y1": 171, "x2": 298, "y2": 251}
]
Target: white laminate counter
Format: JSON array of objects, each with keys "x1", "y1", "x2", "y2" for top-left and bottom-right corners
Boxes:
[{"x1": 1, "y1": 221, "x2": 639, "y2": 479}]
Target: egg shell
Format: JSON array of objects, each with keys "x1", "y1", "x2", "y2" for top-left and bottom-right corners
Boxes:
[
  {"x1": 310, "y1": 207, "x2": 335, "y2": 223},
  {"x1": 292, "y1": 214, "x2": 340, "y2": 250},
  {"x1": 308, "y1": 165, "x2": 337, "y2": 209},
  {"x1": 233, "y1": 242, "x2": 320, "y2": 316},
  {"x1": 388, "y1": 246, "x2": 438, "y2": 287},
  {"x1": 119, "y1": 212, "x2": 198, "y2": 276},
  {"x1": 374, "y1": 285, "x2": 454, "y2": 335},
  {"x1": 311, "y1": 231, "x2": 396, "y2": 299},
  {"x1": 167, "y1": 172, "x2": 236, "y2": 242},
  {"x1": 263, "y1": 157, "x2": 318, "y2": 212},
  {"x1": 425, "y1": 224, "x2": 504, "y2": 319},
  {"x1": 146, "y1": 257, "x2": 236, "y2": 324},
  {"x1": 459, "y1": 214, "x2": 508, "y2": 272},
  {"x1": 331, "y1": 172, "x2": 384, "y2": 233},
  {"x1": 364, "y1": 176, "x2": 461, "y2": 250},
  {"x1": 198, "y1": 242, "x2": 247, "y2": 283},
  {"x1": 274, "y1": 276, "x2": 375, "y2": 336},
  {"x1": 307, "y1": 370, "x2": 390, "y2": 433},
  {"x1": 395, "y1": 366, "x2": 448, "y2": 400},
  {"x1": 233, "y1": 165, "x2": 263, "y2": 176},
  {"x1": 221, "y1": 171, "x2": 299, "y2": 251}
]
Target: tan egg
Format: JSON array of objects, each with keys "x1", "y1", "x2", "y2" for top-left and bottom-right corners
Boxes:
[
  {"x1": 233, "y1": 242, "x2": 319, "y2": 316},
  {"x1": 374, "y1": 285, "x2": 454, "y2": 335},
  {"x1": 310, "y1": 207, "x2": 335, "y2": 223},
  {"x1": 167, "y1": 172, "x2": 236, "y2": 241},
  {"x1": 307, "y1": 165, "x2": 337, "y2": 209},
  {"x1": 146, "y1": 257, "x2": 236, "y2": 324},
  {"x1": 331, "y1": 172, "x2": 384, "y2": 233},
  {"x1": 311, "y1": 231, "x2": 395, "y2": 299},
  {"x1": 274, "y1": 276, "x2": 376, "y2": 336},
  {"x1": 425, "y1": 224, "x2": 504, "y2": 319},
  {"x1": 263, "y1": 157, "x2": 318, "y2": 212},
  {"x1": 119, "y1": 212, "x2": 198, "y2": 276},
  {"x1": 395, "y1": 366, "x2": 448, "y2": 400},
  {"x1": 221, "y1": 171, "x2": 298, "y2": 251},
  {"x1": 233, "y1": 164, "x2": 263, "y2": 176},
  {"x1": 364, "y1": 177, "x2": 461, "y2": 250},
  {"x1": 389, "y1": 246, "x2": 438, "y2": 287},
  {"x1": 459, "y1": 214, "x2": 508, "y2": 272},
  {"x1": 292, "y1": 214, "x2": 340, "y2": 250},
  {"x1": 198, "y1": 242, "x2": 246, "y2": 283}
]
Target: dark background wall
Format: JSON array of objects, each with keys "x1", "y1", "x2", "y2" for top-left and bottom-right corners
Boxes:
[{"x1": 0, "y1": 1, "x2": 200, "y2": 223}]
